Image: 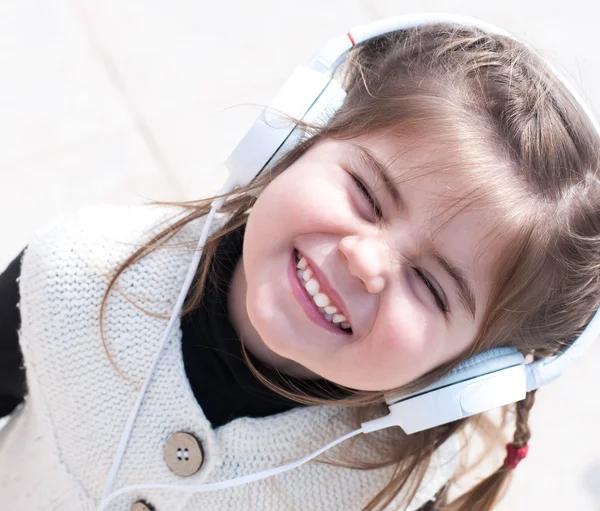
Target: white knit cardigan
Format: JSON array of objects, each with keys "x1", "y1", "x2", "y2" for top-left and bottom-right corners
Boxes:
[{"x1": 0, "y1": 204, "x2": 460, "y2": 511}]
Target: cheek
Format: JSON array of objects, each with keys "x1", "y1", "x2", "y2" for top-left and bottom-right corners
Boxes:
[
  {"x1": 257, "y1": 166, "x2": 349, "y2": 228},
  {"x1": 365, "y1": 304, "x2": 440, "y2": 386}
]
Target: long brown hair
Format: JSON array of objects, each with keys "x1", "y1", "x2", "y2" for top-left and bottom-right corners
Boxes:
[{"x1": 99, "y1": 24, "x2": 600, "y2": 509}]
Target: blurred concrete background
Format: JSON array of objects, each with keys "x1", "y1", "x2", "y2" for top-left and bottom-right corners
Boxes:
[{"x1": 0, "y1": 1, "x2": 599, "y2": 509}]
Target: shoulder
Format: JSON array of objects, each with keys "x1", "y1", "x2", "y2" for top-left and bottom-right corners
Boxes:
[
  {"x1": 17, "y1": 203, "x2": 225, "y2": 378},
  {"x1": 19, "y1": 203, "x2": 225, "y2": 287},
  {"x1": 22, "y1": 203, "x2": 188, "y2": 263},
  {"x1": 14, "y1": 202, "x2": 226, "y2": 416}
]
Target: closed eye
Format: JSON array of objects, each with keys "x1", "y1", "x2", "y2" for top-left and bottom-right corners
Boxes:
[
  {"x1": 413, "y1": 268, "x2": 449, "y2": 314},
  {"x1": 350, "y1": 173, "x2": 383, "y2": 220}
]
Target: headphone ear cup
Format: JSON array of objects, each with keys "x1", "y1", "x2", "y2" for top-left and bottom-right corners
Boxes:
[
  {"x1": 431, "y1": 347, "x2": 524, "y2": 390},
  {"x1": 385, "y1": 347, "x2": 524, "y2": 406},
  {"x1": 266, "y1": 78, "x2": 347, "y2": 171},
  {"x1": 225, "y1": 67, "x2": 346, "y2": 192},
  {"x1": 366, "y1": 348, "x2": 527, "y2": 435}
]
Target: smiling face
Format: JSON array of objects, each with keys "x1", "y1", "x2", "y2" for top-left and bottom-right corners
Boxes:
[{"x1": 228, "y1": 133, "x2": 507, "y2": 391}]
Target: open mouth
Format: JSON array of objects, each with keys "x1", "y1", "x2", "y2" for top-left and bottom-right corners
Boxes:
[{"x1": 292, "y1": 249, "x2": 352, "y2": 335}]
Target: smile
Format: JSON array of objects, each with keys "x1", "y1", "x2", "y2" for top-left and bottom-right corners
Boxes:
[{"x1": 288, "y1": 249, "x2": 352, "y2": 335}]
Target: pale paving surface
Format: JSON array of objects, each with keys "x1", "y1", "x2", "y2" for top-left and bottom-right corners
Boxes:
[{"x1": 0, "y1": 2, "x2": 598, "y2": 509}]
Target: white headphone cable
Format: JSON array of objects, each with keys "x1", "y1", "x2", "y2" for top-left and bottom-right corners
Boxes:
[
  {"x1": 97, "y1": 428, "x2": 362, "y2": 510},
  {"x1": 100, "y1": 170, "x2": 238, "y2": 503}
]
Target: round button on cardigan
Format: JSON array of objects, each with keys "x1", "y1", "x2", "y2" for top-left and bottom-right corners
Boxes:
[{"x1": 163, "y1": 432, "x2": 204, "y2": 477}]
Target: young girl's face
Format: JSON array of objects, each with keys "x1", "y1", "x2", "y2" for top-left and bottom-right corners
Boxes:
[{"x1": 230, "y1": 133, "x2": 505, "y2": 391}]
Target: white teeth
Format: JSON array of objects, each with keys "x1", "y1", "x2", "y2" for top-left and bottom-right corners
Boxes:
[
  {"x1": 302, "y1": 268, "x2": 313, "y2": 282},
  {"x1": 332, "y1": 314, "x2": 347, "y2": 324},
  {"x1": 295, "y1": 251, "x2": 351, "y2": 332},
  {"x1": 313, "y1": 293, "x2": 330, "y2": 307},
  {"x1": 304, "y1": 278, "x2": 319, "y2": 296}
]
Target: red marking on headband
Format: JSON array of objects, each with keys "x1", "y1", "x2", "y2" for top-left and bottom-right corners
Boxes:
[{"x1": 347, "y1": 33, "x2": 356, "y2": 46}]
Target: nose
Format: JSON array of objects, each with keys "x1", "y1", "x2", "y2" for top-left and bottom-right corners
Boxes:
[{"x1": 338, "y1": 235, "x2": 388, "y2": 294}]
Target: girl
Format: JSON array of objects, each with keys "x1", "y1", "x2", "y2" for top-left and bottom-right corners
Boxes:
[{"x1": 1, "y1": 16, "x2": 599, "y2": 511}]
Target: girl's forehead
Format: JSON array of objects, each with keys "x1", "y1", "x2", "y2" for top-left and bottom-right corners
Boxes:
[
  {"x1": 320, "y1": 131, "x2": 523, "y2": 242},
  {"x1": 345, "y1": 133, "x2": 503, "y2": 210}
]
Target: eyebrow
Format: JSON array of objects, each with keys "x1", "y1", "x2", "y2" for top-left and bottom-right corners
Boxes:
[{"x1": 349, "y1": 143, "x2": 477, "y2": 321}]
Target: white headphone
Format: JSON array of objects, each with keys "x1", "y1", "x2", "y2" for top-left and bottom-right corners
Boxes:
[{"x1": 98, "y1": 13, "x2": 600, "y2": 509}]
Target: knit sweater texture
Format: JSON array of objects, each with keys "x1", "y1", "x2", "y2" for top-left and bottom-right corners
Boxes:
[{"x1": 0, "y1": 204, "x2": 460, "y2": 510}]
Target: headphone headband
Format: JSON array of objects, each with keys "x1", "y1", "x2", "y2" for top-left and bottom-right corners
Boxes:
[
  {"x1": 311, "y1": 14, "x2": 600, "y2": 137},
  {"x1": 311, "y1": 13, "x2": 511, "y2": 73}
]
